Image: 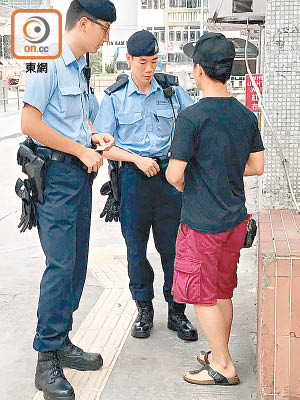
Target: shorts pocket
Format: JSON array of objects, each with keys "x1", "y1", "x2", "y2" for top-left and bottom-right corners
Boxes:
[{"x1": 173, "y1": 257, "x2": 201, "y2": 304}]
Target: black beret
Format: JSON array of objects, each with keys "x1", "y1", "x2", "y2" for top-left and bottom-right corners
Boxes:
[
  {"x1": 77, "y1": 0, "x2": 116, "y2": 22},
  {"x1": 183, "y1": 33, "x2": 235, "y2": 70},
  {"x1": 127, "y1": 30, "x2": 159, "y2": 57}
]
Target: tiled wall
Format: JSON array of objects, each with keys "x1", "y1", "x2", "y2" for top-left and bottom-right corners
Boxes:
[
  {"x1": 257, "y1": 210, "x2": 300, "y2": 399},
  {"x1": 262, "y1": 0, "x2": 300, "y2": 208}
]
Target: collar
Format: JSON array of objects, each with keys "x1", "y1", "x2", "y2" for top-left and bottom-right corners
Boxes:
[
  {"x1": 61, "y1": 40, "x2": 86, "y2": 72},
  {"x1": 127, "y1": 74, "x2": 161, "y2": 97}
]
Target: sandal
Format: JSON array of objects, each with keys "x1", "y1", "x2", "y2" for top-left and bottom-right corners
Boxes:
[
  {"x1": 197, "y1": 350, "x2": 211, "y2": 366},
  {"x1": 184, "y1": 365, "x2": 240, "y2": 386}
]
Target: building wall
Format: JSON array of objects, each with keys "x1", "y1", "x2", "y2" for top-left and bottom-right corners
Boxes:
[
  {"x1": 262, "y1": 0, "x2": 300, "y2": 209},
  {"x1": 0, "y1": 0, "x2": 43, "y2": 7}
]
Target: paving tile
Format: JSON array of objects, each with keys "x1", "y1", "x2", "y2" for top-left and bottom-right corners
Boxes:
[
  {"x1": 276, "y1": 277, "x2": 291, "y2": 336},
  {"x1": 275, "y1": 336, "x2": 290, "y2": 395},
  {"x1": 292, "y1": 259, "x2": 300, "y2": 277},
  {"x1": 291, "y1": 277, "x2": 300, "y2": 337},
  {"x1": 290, "y1": 337, "x2": 300, "y2": 396},
  {"x1": 277, "y1": 259, "x2": 291, "y2": 277},
  {"x1": 262, "y1": 286, "x2": 275, "y2": 336},
  {"x1": 260, "y1": 335, "x2": 275, "y2": 393}
]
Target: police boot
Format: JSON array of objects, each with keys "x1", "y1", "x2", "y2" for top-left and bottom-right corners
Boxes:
[
  {"x1": 168, "y1": 302, "x2": 198, "y2": 341},
  {"x1": 35, "y1": 350, "x2": 75, "y2": 400},
  {"x1": 59, "y1": 336, "x2": 103, "y2": 371},
  {"x1": 131, "y1": 301, "x2": 154, "y2": 338}
]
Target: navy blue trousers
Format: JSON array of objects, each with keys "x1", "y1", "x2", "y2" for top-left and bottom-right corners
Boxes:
[
  {"x1": 34, "y1": 158, "x2": 92, "y2": 352},
  {"x1": 119, "y1": 164, "x2": 182, "y2": 303}
]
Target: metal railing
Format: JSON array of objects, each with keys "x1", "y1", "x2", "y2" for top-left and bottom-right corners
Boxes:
[{"x1": 0, "y1": 85, "x2": 22, "y2": 112}]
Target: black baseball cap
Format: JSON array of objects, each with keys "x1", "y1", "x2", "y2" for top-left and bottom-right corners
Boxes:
[
  {"x1": 183, "y1": 33, "x2": 235, "y2": 71},
  {"x1": 127, "y1": 30, "x2": 159, "y2": 57},
  {"x1": 77, "y1": 0, "x2": 117, "y2": 22}
]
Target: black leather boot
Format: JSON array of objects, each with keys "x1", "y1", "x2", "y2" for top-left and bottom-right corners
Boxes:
[
  {"x1": 131, "y1": 301, "x2": 154, "y2": 338},
  {"x1": 168, "y1": 302, "x2": 198, "y2": 341},
  {"x1": 59, "y1": 336, "x2": 103, "y2": 371},
  {"x1": 35, "y1": 351, "x2": 75, "y2": 400}
]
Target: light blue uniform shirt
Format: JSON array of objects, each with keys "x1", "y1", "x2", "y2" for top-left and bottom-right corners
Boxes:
[
  {"x1": 93, "y1": 75, "x2": 194, "y2": 157},
  {"x1": 23, "y1": 40, "x2": 92, "y2": 148}
]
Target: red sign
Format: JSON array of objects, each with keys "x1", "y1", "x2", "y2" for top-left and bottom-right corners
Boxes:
[{"x1": 245, "y1": 74, "x2": 263, "y2": 113}]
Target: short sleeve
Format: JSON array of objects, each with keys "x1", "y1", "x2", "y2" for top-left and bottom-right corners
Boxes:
[
  {"x1": 169, "y1": 112, "x2": 197, "y2": 162},
  {"x1": 93, "y1": 94, "x2": 117, "y2": 136},
  {"x1": 89, "y1": 92, "x2": 100, "y2": 123},
  {"x1": 23, "y1": 61, "x2": 56, "y2": 114},
  {"x1": 175, "y1": 85, "x2": 194, "y2": 112},
  {"x1": 249, "y1": 113, "x2": 265, "y2": 153}
]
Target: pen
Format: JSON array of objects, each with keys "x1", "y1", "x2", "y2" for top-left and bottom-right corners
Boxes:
[{"x1": 153, "y1": 113, "x2": 159, "y2": 122}]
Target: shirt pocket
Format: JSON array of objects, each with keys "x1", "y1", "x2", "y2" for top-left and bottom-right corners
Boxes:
[
  {"x1": 117, "y1": 112, "x2": 144, "y2": 143},
  {"x1": 59, "y1": 86, "x2": 83, "y2": 119},
  {"x1": 156, "y1": 109, "x2": 175, "y2": 137}
]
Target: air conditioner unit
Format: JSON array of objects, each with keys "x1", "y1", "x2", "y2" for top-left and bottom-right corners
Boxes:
[{"x1": 208, "y1": 0, "x2": 266, "y2": 23}]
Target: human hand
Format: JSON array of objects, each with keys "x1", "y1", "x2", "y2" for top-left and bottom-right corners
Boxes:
[
  {"x1": 134, "y1": 156, "x2": 160, "y2": 177},
  {"x1": 78, "y1": 147, "x2": 103, "y2": 173},
  {"x1": 92, "y1": 133, "x2": 115, "y2": 151}
]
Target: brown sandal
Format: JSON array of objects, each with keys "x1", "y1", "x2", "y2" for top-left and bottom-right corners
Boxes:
[
  {"x1": 184, "y1": 365, "x2": 240, "y2": 386},
  {"x1": 196, "y1": 350, "x2": 211, "y2": 366}
]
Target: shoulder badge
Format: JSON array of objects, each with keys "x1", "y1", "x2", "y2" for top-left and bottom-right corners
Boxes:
[
  {"x1": 154, "y1": 73, "x2": 179, "y2": 89},
  {"x1": 105, "y1": 74, "x2": 129, "y2": 96}
]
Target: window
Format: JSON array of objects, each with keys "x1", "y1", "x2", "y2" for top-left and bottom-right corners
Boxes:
[
  {"x1": 160, "y1": 0, "x2": 165, "y2": 8},
  {"x1": 232, "y1": 0, "x2": 253, "y2": 13},
  {"x1": 183, "y1": 31, "x2": 188, "y2": 41},
  {"x1": 190, "y1": 30, "x2": 195, "y2": 41},
  {"x1": 176, "y1": 31, "x2": 182, "y2": 41},
  {"x1": 141, "y1": 0, "x2": 147, "y2": 8},
  {"x1": 169, "y1": 31, "x2": 175, "y2": 41},
  {"x1": 148, "y1": 0, "x2": 152, "y2": 8},
  {"x1": 154, "y1": 0, "x2": 159, "y2": 8},
  {"x1": 196, "y1": 30, "x2": 201, "y2": 40},
  {"x1": 161, "y1": 31, "x2": 165, "y2": 42}
]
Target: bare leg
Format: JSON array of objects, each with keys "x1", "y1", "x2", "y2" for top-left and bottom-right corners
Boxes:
[
  {"x1": 185, "y1": 303, "x2": 236, "y2": 381},
  {"x1": 198, "y1": 298, "x2": 233, "y2": 365},
  {"x1": 217, "y1": 299, "x2": 233, "y2": 345}
]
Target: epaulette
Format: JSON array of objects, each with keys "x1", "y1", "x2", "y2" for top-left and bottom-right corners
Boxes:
[
  {"x1": 154, "y1": 73, "x2": 179, "y2": 89},
  {"x1": 104, "y1": 74, "x2": 129, "y2": 96}
]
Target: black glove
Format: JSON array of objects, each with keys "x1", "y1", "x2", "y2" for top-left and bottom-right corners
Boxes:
[
  {"x1": 15, "y1": 178, "x2": 37, "y2": 233},
  {"x1": 100, "y1": 181, "x2": 120, "y2": 222}
]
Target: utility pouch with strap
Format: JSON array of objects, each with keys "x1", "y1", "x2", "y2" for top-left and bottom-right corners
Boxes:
[
  {"x1": 100, "y1": 160, "x2": 121, "y2": 222},
  {"x1": 15, "y1": 137, "x2": 47, "y2": 233}
]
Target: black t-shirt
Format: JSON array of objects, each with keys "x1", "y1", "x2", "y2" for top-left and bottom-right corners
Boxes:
[{"x1": 170, "y1": 97, "x2": 265, "y2": 234}]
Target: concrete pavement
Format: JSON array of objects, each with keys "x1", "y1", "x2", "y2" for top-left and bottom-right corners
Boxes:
[{"x1": 0, "y1": 112, "x2": 260, "y2": 399}]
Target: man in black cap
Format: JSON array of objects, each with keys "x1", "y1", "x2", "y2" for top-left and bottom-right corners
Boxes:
[
  {"x1": 94, "y1": 30, "x2": 198, "y2": 342},
  {"x1": 166, "y1": 33, "x2": 264, "y2": 385},
  {"x1": 21, "y1": 1, "x2": 116, "y2": 399}
]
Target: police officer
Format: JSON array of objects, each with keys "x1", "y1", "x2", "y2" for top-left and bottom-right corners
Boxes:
[
  {"x1": 21, "y1": 1, "x2": 116, "y2": 399},
  {"x1": 94, "y1": 30, "x2": 198, "y2": 341}
]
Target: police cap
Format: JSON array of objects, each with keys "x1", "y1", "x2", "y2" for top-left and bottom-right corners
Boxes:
[
  {"x1": 77, "y1": 0, "x2": 116, "y2": 22},
  {"x1": 127, "y1": 30, "x2": 159, "y2": 57},
  {"x1": 183, "y1": 33, "x2": 235, "y2": 71}
]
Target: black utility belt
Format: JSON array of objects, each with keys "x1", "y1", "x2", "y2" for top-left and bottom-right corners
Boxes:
[
  {"x1": 122, "y1": 157, "x2": 169, "y2": 170},
  {"x1": 36, "y1": 147, "x2": 88, "y2": 172}
]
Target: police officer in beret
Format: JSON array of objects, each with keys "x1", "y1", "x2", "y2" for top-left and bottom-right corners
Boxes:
[
  {"x1": 21, "y1": 1, "x2": 116, "y2": 399},
  {"x1": 94, "y1": 30, "x2": 198, "y2": 342}
]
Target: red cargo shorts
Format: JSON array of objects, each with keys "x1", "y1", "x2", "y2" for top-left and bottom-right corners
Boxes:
[{"x1": 172, "y1": 215, "x2": 251, "y2": 306}]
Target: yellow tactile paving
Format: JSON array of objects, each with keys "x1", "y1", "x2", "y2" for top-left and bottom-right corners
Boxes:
[{"x1": 32, "y1": 243, "x2": 137, "y2": 400}]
